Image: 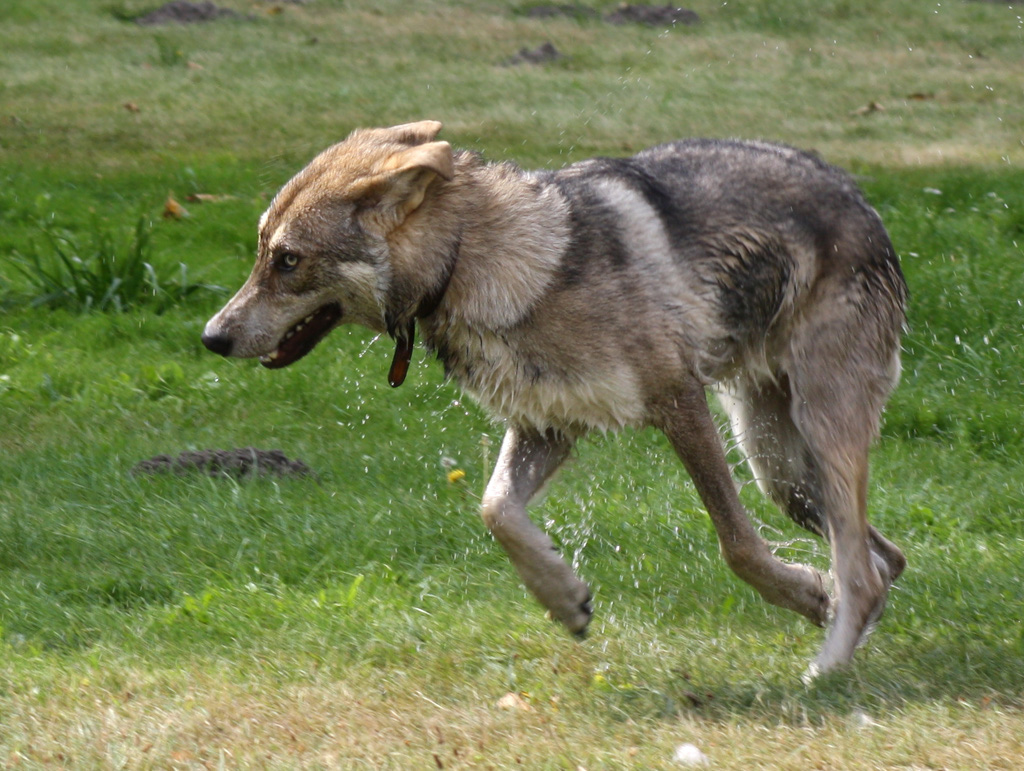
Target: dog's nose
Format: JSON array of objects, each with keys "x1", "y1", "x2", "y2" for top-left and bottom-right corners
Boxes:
[{"x1": 201, "y1": 332, "x2": 234, "y2": 357}]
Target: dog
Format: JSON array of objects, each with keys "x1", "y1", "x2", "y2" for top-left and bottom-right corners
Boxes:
[{"x1": 202, "y1": 121, "x2": 907, "y2": 676}]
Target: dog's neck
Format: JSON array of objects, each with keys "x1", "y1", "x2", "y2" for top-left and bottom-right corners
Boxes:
[
  {"x1": 427, "y1": 157, "x2": 570, "y2": 328},
  {"x1": 386, "y1": 235, "x2": 458, "y2": 387},
  {"x1": 386, "y1": 152, "x2": 570, "y2": 387}
]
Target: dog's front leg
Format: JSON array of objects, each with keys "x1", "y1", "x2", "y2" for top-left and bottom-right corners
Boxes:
[{"x1": 481, "y1": 424, "x2": 593, "y2": 635}]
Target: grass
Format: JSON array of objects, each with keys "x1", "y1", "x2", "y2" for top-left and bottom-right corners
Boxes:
[
  {"x1": 1, "y1": 0, "x2": 1022, "y2": 171},
  {"x1": 3, "y1": 215, "x2": 224, "y2": 312},
  {"x1": 2, "y1": 0, "x2": 1024, "y2": 767}
]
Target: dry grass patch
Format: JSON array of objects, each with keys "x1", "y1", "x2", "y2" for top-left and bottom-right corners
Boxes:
[{"x1": 5, "y1": 663, "x2": 1024, "y2": 768}]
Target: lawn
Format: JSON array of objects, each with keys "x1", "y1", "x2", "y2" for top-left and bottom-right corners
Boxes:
[{"x1": 1, "y1": 1, "x2": 1023, "y2": 767}]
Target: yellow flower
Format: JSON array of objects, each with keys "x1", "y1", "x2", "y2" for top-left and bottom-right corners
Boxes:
[{"x1": 446, "y1": 468, "x2": 466, "y2": 484}]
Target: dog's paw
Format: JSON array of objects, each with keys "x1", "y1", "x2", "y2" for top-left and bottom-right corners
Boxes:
[
  {"x1": 548, "y1": 584, "x2": 593, "y2": 637},
  {"x1": 763, "y1": 563, "x2": 830, "y2": 628},
  {"x1": 803, "y1": 566, "x2": 831, "y2": 627},
  {"x1": 572, "y1": 591, "x2": 594, "y2": 639}
]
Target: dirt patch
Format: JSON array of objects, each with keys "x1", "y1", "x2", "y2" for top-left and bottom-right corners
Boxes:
[
  {"x1": 604, "y1": 4, "x2": 700, "y2": 26},
  {"x1": 525, "y1": 4, "x2": 700, "y2": 26},
  {"x1": 132, "y1": 448, "x2": 312, "y2": 479},
  {"x1": 503, "y1": 42, "x2": 565, "y2": 66},
  {"x1": 511, "y1": 4, "x2": 699, "y2": 64},
  {"x1": 525, "y1": 4, "x2": 599, "y2": 20},
  {"x1": 135, "y1": 1, "x2": 245, "y2": 26}
]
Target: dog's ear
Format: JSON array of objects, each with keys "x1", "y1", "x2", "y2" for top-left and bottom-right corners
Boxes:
[
  {"x1": 384, "y1": 141, "x2": 454, "y2": 183},
  {"x1": 381, "y1": 120, "x2": 444, "y2": 146},
  {"x1": 353, "y1": 140, "x2": 454, "y2": 220},
  {"x1": 348, "y1": 120, "x2": 444, "y2": 148}
]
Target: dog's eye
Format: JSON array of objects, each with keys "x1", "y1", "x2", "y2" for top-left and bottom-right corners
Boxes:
[{"x1": 278, "y1": 252, "x2": 300, "y2": 272}]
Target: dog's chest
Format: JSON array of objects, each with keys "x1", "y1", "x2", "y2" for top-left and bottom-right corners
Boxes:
[{"x1": 430, "y1": 322, "x2": 645, "y2": 434}]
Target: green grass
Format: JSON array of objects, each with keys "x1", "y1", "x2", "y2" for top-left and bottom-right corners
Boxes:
[
  {"x1": 2, "y1": 0, "x2": 1022, "y2": 170},
  {"x1": 2, "y1": 1, "x2": 1024, "y2": 767},
  {"x1": 3, "y1": 215, "x2": 224, "y2": 312}
]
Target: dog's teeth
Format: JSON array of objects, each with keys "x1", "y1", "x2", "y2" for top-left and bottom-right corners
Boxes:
[
  {"x1": 261, "y1": 351, "x2": 279, "y2": 362},
  {"x1": 295, "y1": 324, "x2": 304, "y2": 332},
  {"x1": 305, "y1": 315, "x2": 314, "y2": 323}
]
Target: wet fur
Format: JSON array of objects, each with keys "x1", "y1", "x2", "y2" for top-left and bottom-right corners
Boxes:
[{"x1": 204, "y1": 122, "x2": 907, "y2": 676}]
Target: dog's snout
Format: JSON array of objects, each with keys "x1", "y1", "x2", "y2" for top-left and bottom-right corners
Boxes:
[{"x1": 201, "y1": 331, "x2": 234, "y2": 357}]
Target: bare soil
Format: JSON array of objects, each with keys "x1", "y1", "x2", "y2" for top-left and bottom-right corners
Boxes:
[
  {"x1": 503, "y1": 42, "x2": 565, "y2": 66},
  {"x1": 135, "y1": 1, "x2": 245, "y2": 26},
  {"x1": 525, "y1": 4, "x2": 700, "y2": 26},
  {"x1": 131, "y1": 448, "x2": 312, "y2": 478}
]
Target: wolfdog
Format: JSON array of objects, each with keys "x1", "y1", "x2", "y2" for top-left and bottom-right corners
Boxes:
[{"x1": 202, "y1": 121, "x2": 907, "y2": 676}]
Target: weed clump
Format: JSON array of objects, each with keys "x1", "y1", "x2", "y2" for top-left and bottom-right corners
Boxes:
[{"x1": 2, "y1": 216, "x2": 223, "y2": 313}]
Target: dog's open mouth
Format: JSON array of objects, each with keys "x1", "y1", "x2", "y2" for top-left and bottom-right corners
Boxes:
[{"x1": 259, "y1": 303, "x2": 342, "y2": 369}]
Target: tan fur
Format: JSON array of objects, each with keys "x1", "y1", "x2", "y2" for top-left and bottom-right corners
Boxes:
[{"x1": 203, "y1": 122, "x2": 908, "y2": 677}]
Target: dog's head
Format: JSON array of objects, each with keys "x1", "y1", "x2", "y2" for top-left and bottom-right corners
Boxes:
[{"x1": 202, "y1": 120, "x2": 453, "y2": 374}]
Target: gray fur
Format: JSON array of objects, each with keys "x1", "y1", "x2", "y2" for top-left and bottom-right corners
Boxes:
[{"x1": 203, "y1": 122, "x2": 907, "y2": 676}]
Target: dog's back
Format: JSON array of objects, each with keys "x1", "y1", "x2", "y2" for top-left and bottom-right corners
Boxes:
[
  {"x1": 427, "y1": 139, "x2": 906, "y2": 437},
  {"x1": 546, "y1": 138, "x2": 906, "y2": 351}
]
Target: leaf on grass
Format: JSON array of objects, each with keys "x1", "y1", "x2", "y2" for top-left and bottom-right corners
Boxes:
[
  {"x1": 496, "y1": 692, "x2": 531, "y2": 711},
  {"x1": 123, "y1": 102, "x2": 141, "y2": 113},
  {"x1": 850, "y1": 101, "x2": 885, "y2": 116},
  {"x1": 163, "y1": 196, "x2": 189, "y2": 219},
  {"x1": 185, "y1": 193, "x2": 236, "y2": 203}
]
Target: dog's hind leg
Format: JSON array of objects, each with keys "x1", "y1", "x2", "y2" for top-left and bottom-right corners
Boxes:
[
  {"x1": 716, "y1": 375, "x2": 830, "y2": 540},
  {"x1": 654, "y1": 376, "x2": 831, "y2": 627},
  {"x1": 868, "y1": 525, "x2": 906, "y2": 585},
  {"x1": 720, "y1": 372, "x2": 905, "y2": 581},
  {"x1": 796, "y1": 424, "x2": 885, "y2": 677},
  {"x1": 719, "y1": 371, "x2": 905, "y2": 676},
  {"x1": 786, "y1": 311, "x2": 905, "y2": 676},
  {"x1": 718, "y1": 374, "x2": 906, "y2": 588},
  {"x1": 481, "y1": 424, "x2": 593, "y2": 635}
]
